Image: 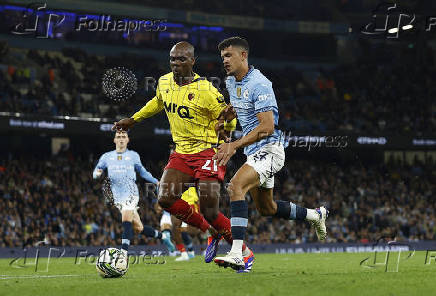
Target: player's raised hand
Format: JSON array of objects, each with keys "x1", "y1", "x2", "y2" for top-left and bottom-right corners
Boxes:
[
  {"x1": 112, "y1": 118, "x2": 135, "y2": 131},
  {"x1": 213, "y1": 142, "x2": 237, "y2": 166},
  {"x1": 215, "y1": 121, "x2": 232, "y2": 142}
]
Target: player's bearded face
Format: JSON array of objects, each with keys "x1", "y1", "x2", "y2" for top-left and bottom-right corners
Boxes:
[{"x1": 221, "y1": 46, "x2": 244, "y2": 76}]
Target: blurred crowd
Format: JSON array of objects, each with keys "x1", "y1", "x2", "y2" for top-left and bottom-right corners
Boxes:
[
  {"x1": 0, "y1": 45, "x2": 435, "y2": 134},
  {"x1": 1, "y1": 151, "x2": 434, "y2": 248}
]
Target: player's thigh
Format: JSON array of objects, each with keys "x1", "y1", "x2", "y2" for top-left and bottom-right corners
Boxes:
[
  {"x1": 159, "y1": 168, "x2": 194, "y2": 202},
  {"x1": 249, "y1": 187, "x2": 276, "y2": 216},
  {"x1": 228, "y1": 164, "x2": 260, "y2": 200}
]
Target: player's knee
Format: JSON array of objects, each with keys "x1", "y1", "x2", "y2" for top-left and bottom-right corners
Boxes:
[
  {"x1": 158, "y1": 198, "x2": 173, "y2": 210},
  {"x1": 134, "y1": 224, "x2": 143, "y2": 234},
  {"x1": 226, "y1": 180, "x2": 242, "y2": 198}
]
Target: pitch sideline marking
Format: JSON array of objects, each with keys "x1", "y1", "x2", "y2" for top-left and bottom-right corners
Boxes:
[{"x1": 0, "y1": 274, "x2": 82, "y2": 280}]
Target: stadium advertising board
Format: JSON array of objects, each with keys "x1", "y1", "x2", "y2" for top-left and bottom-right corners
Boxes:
[{"x1": 1, "y1": 114, "x2": 435, "y2": 149}]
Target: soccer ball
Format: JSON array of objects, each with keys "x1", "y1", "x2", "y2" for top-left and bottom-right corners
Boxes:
[{"x1": 96, "y1": 248, "x2": 128, "y2": 278}]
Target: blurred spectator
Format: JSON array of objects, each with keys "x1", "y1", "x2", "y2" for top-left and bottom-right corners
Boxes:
[
  {"x1": 0, "y1": 46, "x2": 435, "y2": 134},
  {"x1": 0, "y1": 151, "x2": 434, "y2": 247}
]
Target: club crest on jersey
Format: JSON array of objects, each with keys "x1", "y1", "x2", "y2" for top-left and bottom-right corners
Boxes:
[
  {"x1": 188, "y1": 93, "x2": 194, "y2": 100},
  {"x1": 117, "y1": 155, "x2": 122, "y2": 160},
  {"x1": 237, "y1": 87, "x2": 241, "y2": 97},
  {"x1": 243, "y1": 89, "x2": 249, "y2": 99}
]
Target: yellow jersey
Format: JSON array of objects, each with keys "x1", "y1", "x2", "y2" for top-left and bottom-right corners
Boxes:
[{"x1": 132, "y1": 72, "x2": 235, "y2": 154}]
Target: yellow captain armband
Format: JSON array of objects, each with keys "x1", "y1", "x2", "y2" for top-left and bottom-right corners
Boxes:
[{"x1": 224, "y1": 118, "x2": 237, "y2": 131}]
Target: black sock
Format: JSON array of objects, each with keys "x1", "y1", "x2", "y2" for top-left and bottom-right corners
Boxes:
[
  {"x1": 230, "y1": 200, "x2": 248, "y2": 241},
  {"x1": 122, "y1": 221, "x2": 133, "y2": 251},
  {"x1": 142, "y1": 225, "x2": 161, "y2": 238},
  {"x1": 181, "y1": 232, "x2": 193, "y2": 252},
  {"x1": 274, "y1": 201, "x2": 307, "y2": 220}
]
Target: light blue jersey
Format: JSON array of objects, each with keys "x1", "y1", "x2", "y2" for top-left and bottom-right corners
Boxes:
[
  {"x1": 93, "y1": 149, "x2": 158, "y2": 202},
  {"x1": 226, "y1": 66, "x2": 287, "y2": 155}
]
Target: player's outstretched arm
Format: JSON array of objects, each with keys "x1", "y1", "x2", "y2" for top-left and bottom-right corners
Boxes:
[
  {"x1": 112, "y1": 92, "x2": 164, "y2": 131},
  {"x1": 112, "y1": 118, "x2": 135, "y2": 131}
]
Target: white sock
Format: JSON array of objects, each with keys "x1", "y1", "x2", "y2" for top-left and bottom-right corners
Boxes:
[
  {"x1": 306, "y1": 209, "x2": 320, "y2": 221},
  {"x1": 230, "y1": 239, "x2": 244, "y2": 256}
]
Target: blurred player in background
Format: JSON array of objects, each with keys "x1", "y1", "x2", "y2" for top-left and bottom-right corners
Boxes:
[
  {"x1": 159, "y1": 210, "x2": 177, "y2": 255},
  {"x1": 172, "y1": 186, "x2": 199, "y2": 261},
  {"x1": 213, "y1": 37, "x2": 328, "y2": 271},
  {"x1": 93, "y1": 130, "x2": 175, "y2": 256},
  {"x1": 157, "y1": 187, "x2": 199, "y2": 261},
  {"x1": 113, "y1": 41, "x2": 254, "y2": 272}
]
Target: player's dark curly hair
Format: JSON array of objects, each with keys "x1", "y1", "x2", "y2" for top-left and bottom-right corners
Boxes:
[{"x1": 218, "y1": 36, "x2": 249, "y2": 54}]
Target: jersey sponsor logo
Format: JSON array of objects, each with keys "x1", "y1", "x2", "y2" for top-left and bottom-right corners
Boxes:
[
  {"x1": 163, "y1": 102, "x2": 194, "y2": 119},
  {"x1": 216, "y1": 96, "x2": 225, "y2": 103},
  {"x1": 258, "y1": 94, "x2": 273, "y2": 101}
]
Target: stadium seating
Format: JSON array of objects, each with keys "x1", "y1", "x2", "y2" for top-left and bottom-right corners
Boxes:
[
  {"x1": 1, "y1": 45, "x2": 435, "y2": 134},
  {"x1": 0, "y1": 152, "x2": 434, "y2": 247}
]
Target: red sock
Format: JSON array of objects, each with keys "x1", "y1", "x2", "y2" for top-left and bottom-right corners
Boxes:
[
  {"x1": 176, "y1": 244, "x2": 186, "y2": 253},
  {"x1": 210, "y1": 212, "x2": 246, "y2": 251},
  {"x1": 210, "y1": 212, "x2": 232, "y2": 244},
  {"x1": 166, "y1": 199, "x2": 210, "y2": 232}
]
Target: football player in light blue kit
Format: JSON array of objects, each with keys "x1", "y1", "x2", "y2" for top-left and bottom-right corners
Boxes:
[
  {"x1": 93, "y1": 130, "x2": 175, "y2": 256},
  {"x1": 213, "y1": 37, "x2": 328, "y2": 271}
]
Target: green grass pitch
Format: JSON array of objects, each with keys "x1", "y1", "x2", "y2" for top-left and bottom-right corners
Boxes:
[{"x1": 1, "y1": 252, "x2": 435, "y2": 296}]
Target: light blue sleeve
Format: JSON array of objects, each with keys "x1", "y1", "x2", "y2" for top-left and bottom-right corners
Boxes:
[
  {"x1": 133, "y1": 152, "x2": 158, "y2": 184},
  {"x1": 252, "y1": 82, "x2": 277, "y2": 113},
  {"x1": 93, "y1": 153, "x2": 107, "y2": 179}
]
